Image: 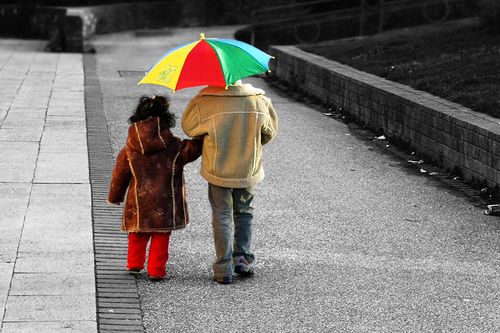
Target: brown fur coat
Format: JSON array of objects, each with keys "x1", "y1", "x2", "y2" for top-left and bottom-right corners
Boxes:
[{"x1": 108, "y1": 116, "x2": 201, "y2": 232}]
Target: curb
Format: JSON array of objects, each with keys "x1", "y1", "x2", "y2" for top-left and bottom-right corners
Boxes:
[
  {"x1": 269, "y1": 45, "x2": 500, "y2": 195},
  {"x1": 83, "y1": 54, "x2": 144, "y2": 332}
]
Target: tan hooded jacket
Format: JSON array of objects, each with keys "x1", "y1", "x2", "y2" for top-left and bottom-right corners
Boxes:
[{"x1": 181, "y1": 83, "x2": 278, "y2": 188}]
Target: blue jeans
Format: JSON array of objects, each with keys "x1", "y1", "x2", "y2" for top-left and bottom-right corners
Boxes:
[{"x1": 208, "y1": 183, "x2": 255, "y2": 278}]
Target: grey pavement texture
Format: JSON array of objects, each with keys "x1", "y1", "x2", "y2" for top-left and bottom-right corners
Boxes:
[
  {"x1": 0, "y1": 40, "x2": 96, "y2": 331},
  {"x1": 93, "y1": 27, "x2": 500, "y2": 332},
  {"x1": 0, "y1": 24, "x2": 498, "y2": 333}
]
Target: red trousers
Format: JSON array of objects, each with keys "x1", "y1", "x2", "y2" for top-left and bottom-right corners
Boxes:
[{"x1": 127, "y1": 232, "x2": 171, "y2": 278}]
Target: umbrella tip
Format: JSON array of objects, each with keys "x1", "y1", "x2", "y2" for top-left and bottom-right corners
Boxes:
[{"x1": 200, "y1": 33, "x2": 205, "y2": 40}]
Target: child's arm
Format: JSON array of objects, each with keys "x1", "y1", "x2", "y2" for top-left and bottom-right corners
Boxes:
[
  {"x1": 262, "y1": 100, "x2": 279, "y2": 145},
  {"x1": 180, "y1": 137, "x2": 203, "y2": 164},
  {"x1": 108, "y1": 149, "x2": 132, "y2": 204},
  {"x1": 181, "y1": 97, "x2": 206, "y2": 137}
]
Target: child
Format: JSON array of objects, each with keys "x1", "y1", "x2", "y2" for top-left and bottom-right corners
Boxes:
[
  {"x1": 182, "y1": 80, "x2": 278, "y2": 284},
  {"x1": 108, "y1": 95, "x2": 201, "y2": 280}
]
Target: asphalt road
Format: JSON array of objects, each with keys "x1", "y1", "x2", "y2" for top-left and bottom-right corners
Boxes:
[{"x1": 93, "y1": 26, "x2": 500, "y2": 332}]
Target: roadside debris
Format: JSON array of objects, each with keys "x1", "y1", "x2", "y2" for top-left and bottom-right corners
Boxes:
[
  {"x1": 419, "y1": 169, "x2": 427, "y2": 173},
  {"x1": 484, "y1": 204, "x2": 500, "y2": 215},
  {"x1": 375, "y1": 135, "x2": 386, "y2": 140}
]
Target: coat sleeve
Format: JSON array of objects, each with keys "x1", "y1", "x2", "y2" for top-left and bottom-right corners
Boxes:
[
  {"x1": 108, "y1": 148, "x2": 132, "y2": 204},
  {"x1": 261, "y1": 100, "x2": 279, "y2": 145},
  {"x1": 182, "y1": 97, "x2": 207, "y2": 137},
  {"x1": 180, "y1": 137, "x2": 203, "y2": 164}
]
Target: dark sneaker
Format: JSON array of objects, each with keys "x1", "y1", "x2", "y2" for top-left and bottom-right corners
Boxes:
[
  {"x1": 149, "y1": 274, "x2": 166, "y2": 281},
  {"x1": 214, "y1": 275, "x2": 233, "y2": 285},
  {"x1": 233, "y1": 256, "x2": 254, "y2": 276},
  {"x1": 126, "y1": 267, "x2": 142, "y2": 275}
]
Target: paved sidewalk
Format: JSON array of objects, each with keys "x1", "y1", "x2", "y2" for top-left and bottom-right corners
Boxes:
[
  {"x1": 1, "y1": 27, "x2": 499, "y2": 333},
  {"x1": 0, "y1": 39, "x2": 96, "y2": 332},
  {"x1": 94, "y1": 27, "x2": 500, "y2": 332}
]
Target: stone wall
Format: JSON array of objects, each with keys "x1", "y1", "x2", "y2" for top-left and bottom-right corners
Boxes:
[
  {"x1": 0, "y1": 5, "x2": 66, "y2": 39},
  {"x1": 49, "y1": 2, "x2": 183, "y2": 52},
  {"x1": 269, "y1": 45, "x2": 500, "y2": 192},
  {"x1": 69, "y1": 2, "x2": 181, "y2": 35},
  {"x1": 1, "y1": 1, "x2": 266, "y2": 52},
  {"x1": 241, "y1": 0, "x2": 477, "y2": 48}
]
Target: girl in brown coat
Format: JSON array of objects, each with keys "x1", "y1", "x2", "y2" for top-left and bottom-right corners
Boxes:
[{"x1": 108, "y1": 95, "x2": 201, "y2": 280}]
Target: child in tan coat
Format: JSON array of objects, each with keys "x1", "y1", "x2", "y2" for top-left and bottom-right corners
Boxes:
[{"x1": 182, "y1": 81, "x2": 278, "y2": 284}]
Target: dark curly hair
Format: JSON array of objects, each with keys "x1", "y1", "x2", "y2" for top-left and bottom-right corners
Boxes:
[{"x1": 129, "y1": 95, "x2": 176, "y2": 128}]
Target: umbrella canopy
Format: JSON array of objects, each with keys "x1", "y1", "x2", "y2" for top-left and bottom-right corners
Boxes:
[{"x1": 138, "y1": 33, "x2": 273, "y2": 92}]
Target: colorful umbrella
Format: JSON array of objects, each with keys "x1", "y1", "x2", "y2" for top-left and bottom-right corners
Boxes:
[{"x1": 138, "y1": 33, "x2": 274, "y2": 92}]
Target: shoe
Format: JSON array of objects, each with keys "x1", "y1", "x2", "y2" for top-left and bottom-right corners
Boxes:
[
  {"x1": 233, "y1": 256, "x2": 254, "y2": 276},
  {"x1": 126, "y1": 267, "x2": 142, "y2": 275},
  {"x1": 214, "y1": 275, "x2": 233, "y2": 284},
  {"x1": 149, "y1": 274, "x2": 166, "y2": 281}
]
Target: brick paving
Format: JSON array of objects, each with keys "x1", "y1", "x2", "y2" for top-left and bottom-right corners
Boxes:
[{"x1": 83, "y1": 54, "x2": 143, "y2": 332}]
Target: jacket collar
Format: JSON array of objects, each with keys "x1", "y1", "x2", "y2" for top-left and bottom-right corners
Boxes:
[
  {"x1": 127, "y1": 116, "x2": 173, "y2": 154},
  {"x1": 198, "y1": 83, "x2": 265, "y2": 97}
]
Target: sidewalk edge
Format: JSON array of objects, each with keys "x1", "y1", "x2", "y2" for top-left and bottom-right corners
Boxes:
[{"x1": 83, "y1": 54, "x2": 145, "y2": 333}]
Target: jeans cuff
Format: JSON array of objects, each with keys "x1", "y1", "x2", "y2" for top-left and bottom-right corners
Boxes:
[{"x1": 233, "y1": 253, "x2": 255, "y2": 262}]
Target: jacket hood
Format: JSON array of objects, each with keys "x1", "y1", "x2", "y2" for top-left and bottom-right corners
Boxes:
[
  {"x1": 127, "y1": 116, "x2": 173, "y2": 154},
  {"x1": 198, "y1": 83, "x2": 265, "y2": 97}
]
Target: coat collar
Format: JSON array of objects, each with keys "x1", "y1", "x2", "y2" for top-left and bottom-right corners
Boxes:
[
  {"x1": 198, "y1": 83, "x2": 265, "y2": 97},
  {"x1": 127, "y1": 116, "x2": 173, "y2": 154}
]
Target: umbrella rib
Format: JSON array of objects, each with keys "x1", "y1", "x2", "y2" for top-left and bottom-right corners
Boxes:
[
  {"x1": 204, "y1": 41, "x2": 229, "y2": 86},
  {"x1": 209, "y1": 39, "x2": 271, "y2": 70},
  {"x1": 139, "y1": 36, "x2": 272, "y2": 91},
  {"x1": 174, "y1": 39, "x2": 227, "y2": 89},
  {"x1": 146, "y1": 41, "x2": 194, "y2": 73},
  {"x1": 208, "y1": 38, "x2": 273, "y2": 69},
  {"x1": 207, "y1": 40, "x2": 268, "y2": 85}
]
